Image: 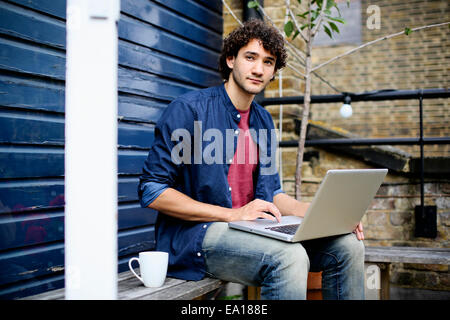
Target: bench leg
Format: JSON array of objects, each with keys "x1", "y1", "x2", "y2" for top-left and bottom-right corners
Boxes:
[
  {"x1": 246, "y1": 286, "x2": 261, "y2": 300},
  {"x1": 379, "y1": 263, "x2": 390, "y2": 300},
  {"x1": 245, "y1": 272, "x2": 323, "y2": 300}
]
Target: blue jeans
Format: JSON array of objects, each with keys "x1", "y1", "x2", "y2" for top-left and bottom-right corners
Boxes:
[{"x1": 202, "y1": 222, "x2": 365, "y2": 300}]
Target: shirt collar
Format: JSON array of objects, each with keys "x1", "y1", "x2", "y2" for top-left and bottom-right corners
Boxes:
[{"x1": 219, "y1": 83, "x2": 257, "y2": 123}]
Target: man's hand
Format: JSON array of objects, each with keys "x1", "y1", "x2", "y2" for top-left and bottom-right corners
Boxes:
[
  {"x1": 231, "y1": 199, "x2": 282, "y2": 223},
  {"x1": 353, "y1": 222, "x2": 364, "y2": 240}
]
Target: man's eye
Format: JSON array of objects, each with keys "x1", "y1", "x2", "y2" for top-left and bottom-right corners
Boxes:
[
  {"x1": 265, "y1": 60, "x2": 273, "y2": 65},
  {"x1": 246, "y1": 56, "x2": 255, "y2": 60}
]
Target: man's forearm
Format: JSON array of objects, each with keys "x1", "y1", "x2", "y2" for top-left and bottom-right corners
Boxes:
[
  {"x1": 148, "y1": 188, "x2": 234, "y2": 222},
  {"x1": 148, "y1": 188, "x2": 283, "y2": 223},
  {"x1": 273, "y1": 192, "x2": 310, "y2": 218}
]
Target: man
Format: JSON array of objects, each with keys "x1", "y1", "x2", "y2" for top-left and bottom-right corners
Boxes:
[{"x1": 138, "y1": 19, "x2": 365, "y2": 299}]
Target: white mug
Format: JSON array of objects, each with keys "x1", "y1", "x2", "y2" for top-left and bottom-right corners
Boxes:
[{"x1": 128, "y1": 251, "x2": 169, "y2": 287}]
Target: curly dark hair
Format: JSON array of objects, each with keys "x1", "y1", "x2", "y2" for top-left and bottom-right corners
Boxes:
[{"x1": 219, "y1": 19, "x2": 287, "y2": 81}]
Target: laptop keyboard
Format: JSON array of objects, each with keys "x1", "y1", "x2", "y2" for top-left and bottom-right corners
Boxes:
[{"x1": 266, "y1": 224, "x2": 300, "y2": 235}]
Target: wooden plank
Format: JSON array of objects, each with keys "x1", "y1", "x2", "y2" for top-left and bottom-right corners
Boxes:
[
  {"x1": 0, "y1": 111, "x2": 65, "y2": 145},
  {"x1": 152, "y1": 0, "x2": 223, "y2": 34},
  {"x1": 118, "y1": 95, "x2": 166, "y2": 123},
  {"x1": 0, "y1": 109, "x2": 155, "y2": 148},
  {"x1": 0, "y1": 178, "x2": 148, "y2": 214},
  {"x1": 0, "y1": 76, "x2": 65, "y2": 113},
  {"x1": 0, "y1": 146, "x2": 64, "y2": 178},
  {"x1": 0, "y1": 210, "x2": 64, "y2": 251},
  {"x1": 0, "y1": 148, "x2": 149, "y2": 178},
  {"x1": 196, "y1": 0, "x2": 222, "y2": 15},
  {"x1": 118, "y1": 227, "x2": 156, "y2": 257},
  {"x1": 0, "y1": 75, "x2": 165, "y2": 123},
  {"x1": 0, "y1": 242, "x2": 65, "y2": 286},
  {"x1": 121, "y1": 0, "x2": 222, "y2": 51},
  {"x1": 117, "y1": 150, "x2": 148, "y2": 175},
  {"x1": 118, "y1": 67, "x2": 198, "y2": 102},
  {"x1": 7, "y1": 0, "x2": 66, "y2": 20},
  {"x1": 0, "y1": 39, "x2": 65, "y2": 80},
  {"x1": 23, "y1": 272, "x2": 224, "y2": 301},
  {"x1": 119, "y1": 39, "x2": 220, "y2": 88},
  {"x1": 118, "y1": 17, "x2": 219, "y2": 71},
  {"x1": 118, "y1": 122, "x2": 155, "y2": 149},
  {"x1": 0, "y1": 179, "x2": 64, "y2": 214},
  {"x1": 0, "y1": 2, "x2": 65, "y2": 49},
  {"x1": 118, "y1": 276, "x2": 186, "y2": 300},
  {"x1": 365, "y1": 246, "x2": 450, "y2": 265},
  {"x1": 136, "y1": 278, "x2": 225, "y2": 300}
]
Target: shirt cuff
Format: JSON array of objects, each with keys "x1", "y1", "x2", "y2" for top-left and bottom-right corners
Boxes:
[
  {"x1": 273, "y1": 188, "x2": 285, "y2": 197},
  {"x1": 140, "y1": 181, "x2": 169, "y2": 208}
]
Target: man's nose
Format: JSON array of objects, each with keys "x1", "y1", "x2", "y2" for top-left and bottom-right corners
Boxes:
[{"x1": 251, "y1": 60, "x2": 264, "y2": 76}]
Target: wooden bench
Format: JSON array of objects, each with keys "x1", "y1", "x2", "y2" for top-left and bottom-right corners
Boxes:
[
  {"x1": 23, "y1": 270, "x2": 322, "y2": 300},
  {"x1": 364, "y1": 246, "x2": 450, "y2": 300},
  {"x1": 23, "y1": 271, "x2": 226, "y2": 300},
  {"x1": 26, "y1": 246, "x2": 447, "y2": 300}
]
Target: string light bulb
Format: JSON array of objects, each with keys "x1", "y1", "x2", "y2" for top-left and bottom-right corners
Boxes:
[{"x1": 340, "y1": 95, "x2": 352, "y2": 118}]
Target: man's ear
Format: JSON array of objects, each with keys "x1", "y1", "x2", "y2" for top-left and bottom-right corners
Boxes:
[{"x1": 226, "y1": 56, "x2": 235, "y2": 69}]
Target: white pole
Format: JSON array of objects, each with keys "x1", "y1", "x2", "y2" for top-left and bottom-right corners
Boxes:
[{"x1": 64, "y1": 0, "x2": 120, "y2": 299}]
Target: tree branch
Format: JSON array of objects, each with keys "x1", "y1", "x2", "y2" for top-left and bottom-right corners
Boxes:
[
  {"x1": 286, "y1": 62, "x2": 306, "y2": 78},
  {"x1": 311, "y1": 0, "x2": 327, "y2": 37},
  {"x1": 287, "y1": 6, "x2": 309, "y2": 43},
  {"x1": 312, "y1": 21, "x2": 450, "y2": 72},
  {"x1": 222, "y1": 0, "x2": 243, "y2": 26}
]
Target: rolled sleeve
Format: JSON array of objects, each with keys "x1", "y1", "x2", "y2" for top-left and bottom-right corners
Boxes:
[
  {"x1": 139, "y1": 181, "x2": 169, "y2": 208},
  {"x1": 273, "y1": 187, "x2": 285, "y2": 197}
]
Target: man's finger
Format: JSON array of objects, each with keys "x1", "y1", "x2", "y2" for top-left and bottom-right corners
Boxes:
[
  {"x1": 265, "y1": 204, "x2": 282, "y2": 223},
  {"x1": 356, "y1": 229, "x2": 364, "y2": 241},
  {"x1": 262, "y1": 211, "x2": 278, "y2": 221}
]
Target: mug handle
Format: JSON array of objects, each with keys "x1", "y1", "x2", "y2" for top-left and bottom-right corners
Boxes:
[{"x1": 128, "y1": 257, "x2": 144, "y2": 284}]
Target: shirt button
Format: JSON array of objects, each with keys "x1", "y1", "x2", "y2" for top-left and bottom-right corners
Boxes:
[
  {"x1": 203, "y1": 224, "x2": 207, "y2": 229},
  {"x1": 228, "y1": 158, "x2": 233, "y2": 163},
  {"x1": 237, "y1": 114, "x2": 241, "y2": 118},
  {"x1": 228, "y1": 187, "x2": 232, "y2": 191},
  {"x1": 197, "y1": 252, "x2": 202, "y2": 257},
  {"x1": 234, "y1": 129, "x2": 239, "y2": 135}
]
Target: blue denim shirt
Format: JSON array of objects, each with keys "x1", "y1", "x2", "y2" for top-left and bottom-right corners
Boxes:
[{"x1": 138, "y1": 84, "x2": 284, "y2": 280}]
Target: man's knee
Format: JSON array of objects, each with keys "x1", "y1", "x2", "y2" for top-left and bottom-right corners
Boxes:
[
  {"x1": 269, "y1": 243, "x2": 310, "y2": 274},
  {"x1": 337, "y1": 233, "x2": 365, "y2": 264},
  {"x1": 259, "y1": 243, "x2": 309, "y2": 299}
]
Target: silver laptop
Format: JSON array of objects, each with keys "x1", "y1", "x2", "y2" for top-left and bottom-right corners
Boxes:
[{"x1": 228, "y1": 169, "x2": 387, "y2": 242}]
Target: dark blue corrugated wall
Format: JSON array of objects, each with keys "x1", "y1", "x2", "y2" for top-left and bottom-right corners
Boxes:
[{"x1": 0, "y1": 0, "x2": 223, "y2": 299}]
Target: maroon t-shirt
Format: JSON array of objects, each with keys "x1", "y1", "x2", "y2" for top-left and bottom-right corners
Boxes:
[{"x1": 227, "y1": 108, "x2": 259, "y2": 208}]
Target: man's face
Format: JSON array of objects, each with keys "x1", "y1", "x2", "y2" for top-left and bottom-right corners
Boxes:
[{"x1": 226, "y1": 38, "x2": 276, "y2": 95}]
